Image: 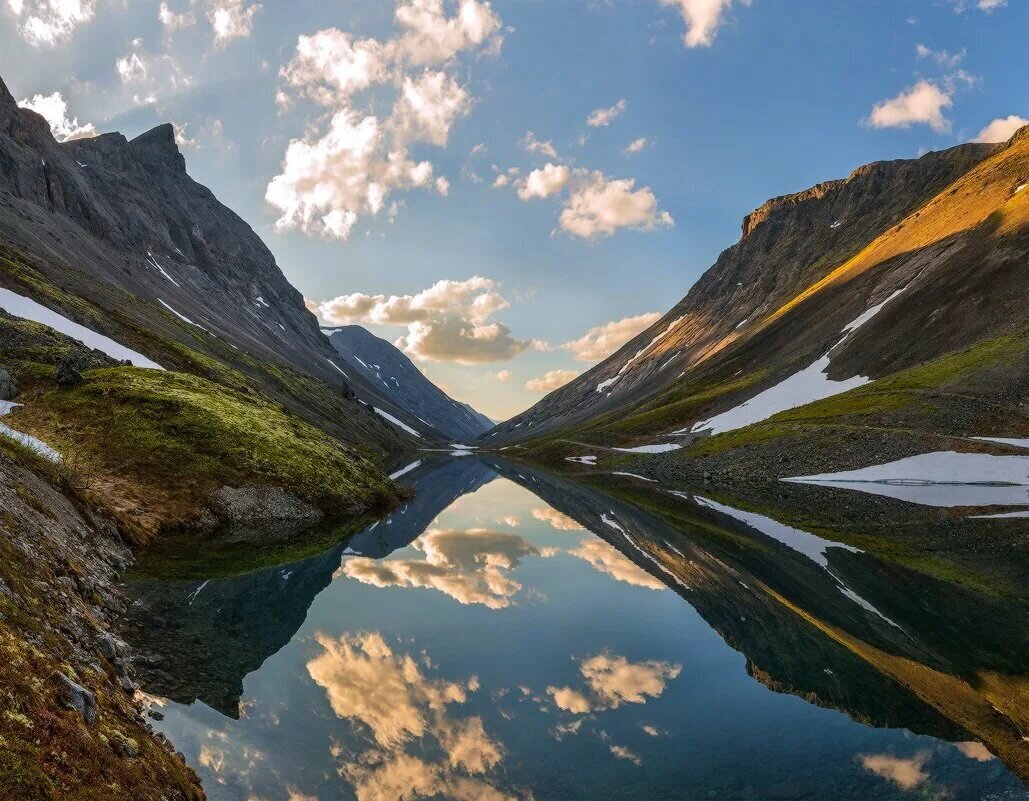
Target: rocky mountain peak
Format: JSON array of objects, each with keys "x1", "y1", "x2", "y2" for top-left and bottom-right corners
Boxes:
[
  {"x1": 128, "y1": 123, "x2": 186, "y2": 173},
  {"x1": 740, "y1": 180, "x2": 842, "y2": 238}
]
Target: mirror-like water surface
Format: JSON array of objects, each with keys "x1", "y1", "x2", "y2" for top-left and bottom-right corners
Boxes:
[{"x1": 122, "y1": 458, "x2": 1029, "y2": 801}]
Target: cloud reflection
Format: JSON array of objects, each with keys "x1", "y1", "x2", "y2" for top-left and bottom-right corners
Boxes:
[
  {"x1": 860, "y1": 752, "x2": 929, "y2": 789},
  {"x1": 532, "y1": 507, "x2": 584, "y2": 531},
  {"x1": 547, "y1": 653, "x2": 681, "y2": 714},
  {"x1": 337, "y1": 528, "x2": 556, "y2": 608},
  {"x1": 569, "y1": 538, "x2": 668, "y2": 590}
]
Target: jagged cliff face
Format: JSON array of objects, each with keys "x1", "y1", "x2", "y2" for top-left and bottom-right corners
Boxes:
[
  {"x1": 485, "y1": 133, "x2": 1026, "y2": 445},
  {"x1": 327, "y1": 325, "x2": 494, "y2": 442},
  {"x1": 0, "y1": 75, "x2": 440, "y2": 452}
]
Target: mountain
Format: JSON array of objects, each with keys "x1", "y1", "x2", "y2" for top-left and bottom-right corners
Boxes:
[
  {"x1": 486, "y1": 128, "x2": 1029, "y2": 476},
  {"x1": 326, "y1": 325, "x2": 494, "y2": 442},
  {"x1": 0, "y1": 74, "x2": 443, "y2": 452}
]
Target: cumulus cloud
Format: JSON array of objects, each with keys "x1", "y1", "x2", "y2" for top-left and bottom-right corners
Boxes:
[
  {"x1": 516, "y1": 163, "x2": 571, "y2": 200},
  {"x1": 972, "y1": 114, "x2": 1028, "y2": 142},
  {"x1": 659, "y1": 0, "x2": 748, "y2": 48},
  {"x1": 313, "y1": 277, "x2": 538, "y2": 364},
  {"x1": 270, "y1": 1, "x2": 502, "y2": 239},
  {"x1": 569, "y1": 539, "x2": 667, "y2": 590},
  {"x1": 524, "y1": 369, "x2": 579, "y2": 392},
  {"x1": 158, "y1": 1, "x2": 196, "y2": 32},
  {"x1": 587, "y1": 99, "x2": 626, "y2": 127},
  {"x1": 547, "y1": 652, "x2": 681, "y2": 714},
  {"x1": 561, "y1": 312, "x2": 662, "y2": 361},
  {"x1": 18, "y1": 92, "x2": 96, "y2": 141},
  {"x1": 208, "y1": 0, "x2": 261, "y2": 46},
  {"x1": 915, "y1": 43, "x2": 965, "y2": 69},
  {"x1": 114, "y1": 43, "x2": 193, "y2": 106},
  {"x1": 532, "y1": 508, "x2": 584, "y2": 531},
  {"x1": 860, "y1": 752, "x2": 930, "y2": 790},
  {"x1": 864, "y1": 80, "x2": 953, "y2": 133},
  {"x1": 560, "y1": 170, "x2": 674, "y2": 238},
  {"x1": 520, "y1": 131, "x2": 559, "y2": 159},
  {"x1": 490, "y1": 370, "x2": 512, "y2": 382},
  {"x1": 337, "y1": 528, "x2": 557, "y2": 608},
  {"x1": 8, "y1": 0, "x2": 95, "y2": 46},
  {"x1": 624, "y1": 137, "x2": 648, "y2": 154}
]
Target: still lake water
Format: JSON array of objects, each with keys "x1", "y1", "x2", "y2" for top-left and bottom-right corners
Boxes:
[{"x1": 122, "y1": 457, "x2": 1029, "y2": 801}]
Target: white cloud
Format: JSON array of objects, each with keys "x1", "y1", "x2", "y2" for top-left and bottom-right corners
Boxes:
[
  {"x1": 158, "y1": 1, "x2": 196, "y2": 32},
  {"x1": 864, "y1": 80, "x2": 953, "y2": 133},
  {"x1": 524, "y1": 369, "x2": 579, "y2": 392},
  {"x1": 113, "y1": 43, "x2": 193, "y2": 106},
  {"x1": 314, "y1": 277, "x2": 538, "y2": 364},
  {"x1": 586, "y1": 99, "x2": 626, "y2": 127},
  {"x1": 624, "y1": 137, "x2": 648, "y2": 153},
  {"x1": 560, "y1": 170, "x2": 673, "y2": 238},
  {"x1": 116, "y1": 52, "x2": 148, "y2": 84},
  {"x1": 972, "y1": 114, "x2": 1028, "y2": 143},
  {"x1": 977, "y1": 0, "x2": 1006, "y2": 8},
  {"x1": 394, "y1": 0, "x2": 504, "y2": 66},
  {"x1": 391, "y1": 70, "x2": 471, "y2": 147},
  {"x1": 954, "y1": 742, "x2": 995, "y2": 761},
  {"x1": 659, "y1": 0, "x2": 748, "y2": 48},
  {"x1": 520, "y1": 131, "x2": 559, "y2": 159},
  {"x1": 491, "y1": 370, "x2": 512, "y2": 382},
  {"x1": 860, "y1": 752, "x2": 929, "y2": 790},
  {"x1": 8, "y1": 0, "x2": 95, "y2": 46},
  {"x1": 271, "y1": 2, "x2": 500, "y2": 239},
  {"x1": 561, "y1": 312, "x2": 662, "y2": 361},
  {"x1": 18, "y1": 92, "x2": 96, "y2": 141},
  {"x1": 915, "y1": 43, "x2": 965, "y2": 69},
  {"x1": 208, "y1": 0, "x2": 261, "y2": 46},
  {"x1": 516, "y1": 163, "x2": 571, "y2": 200}
]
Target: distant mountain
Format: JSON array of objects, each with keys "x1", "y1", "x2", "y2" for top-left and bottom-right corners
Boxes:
[
  {"x1": 326, "y1": 325, "x2": 494, "y2": 442},
  {"x1": 0, "y1": 74, "x2": 439, "y2": 453},
  {"x1": 486, "y1": 127, "x2": 1029, "y2": 475}
]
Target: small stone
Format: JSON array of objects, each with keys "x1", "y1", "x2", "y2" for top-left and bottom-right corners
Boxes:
[
  {"x1": 55, "y1": 355, "x2": 84, "y2": 388},
  {"x1": 148, "y1": 709, "x2": 165, "y2": 721},
  {"x1": 114, "y1": 736, "x2": 140, "y2": 758},
  {"x1": 55, "y1": 672, "x2": 98, "y2": 726}
]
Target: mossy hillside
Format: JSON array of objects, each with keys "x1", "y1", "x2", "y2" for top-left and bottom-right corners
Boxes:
[{"x1": 12, "y1": 367, "x2": 401, "y2": 540}]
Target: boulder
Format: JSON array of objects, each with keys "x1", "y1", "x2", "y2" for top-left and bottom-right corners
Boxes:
[
  {"x1": 55, "y1": 672, "x2": 98, "y2": 726},
  {"x1": 0, "y1": 367, "x2": 17, "y2": 400},
  {"x1": 55, "y1": 355, "x2": 84, "y2": 387}
]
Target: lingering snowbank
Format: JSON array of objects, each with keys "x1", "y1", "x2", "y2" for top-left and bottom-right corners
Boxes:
[
  {"x1": 971, "y1": 437, "x2": 1029, "y2": 450},
  {"x1": 612, "y1": 471, "x2": 657, "y2": 482},
  {"x1": 158, "y1": 299, "x2": 208, "y2": 331},
  {"x1": 595, "y1": 316, "x2": 684, "y2": 394},
  {"x1": 688, "y1": 287, "x2": 906, "y2": 436},
  {"x1": 0, "y1": 288, "x2": 163, "y2": 369},
  {"x1": 785, "y1": 451, "x2": 1029, "y2": 508},
  {"x1": 566, "y1": 455, "x2": 597, "y2": 465},
  {"x1": 0, "y1": 401, "x2": 61, "y2": 462},
  {"x1": 613, "y1": 443, "x2": 682, "y2": 454},
  {"x1": 373, "y1": 407, "x2": 421, "y2": 438}
]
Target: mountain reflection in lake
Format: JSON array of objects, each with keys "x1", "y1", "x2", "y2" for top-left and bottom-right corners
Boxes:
[{"x1": 122, "y1": 457, "x2": 1029, "y2": 801}]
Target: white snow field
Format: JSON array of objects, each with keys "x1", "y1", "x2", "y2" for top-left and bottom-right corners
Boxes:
[
  {"x1": 373, "y1": 407, "x2": 421, "y2": 438},
  {"x1": 0, "y1": 401, "x2": 61, "y2": 462},
  {"x1": 0, "y1": 287, "x2": 163, "y2": 369}
]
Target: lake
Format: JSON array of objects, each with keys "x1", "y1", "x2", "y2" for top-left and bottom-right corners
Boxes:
[{"x1": 121, "y1": 456, "x2": 1029, "y2": 801}]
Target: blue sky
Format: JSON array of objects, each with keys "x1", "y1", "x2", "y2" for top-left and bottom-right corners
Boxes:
[{"x1": 2, "y1": 0, "x2": 1026, "y2": 419}]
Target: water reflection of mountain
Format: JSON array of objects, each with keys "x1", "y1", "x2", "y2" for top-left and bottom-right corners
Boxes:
[
  {"x1": 120, "y1": 457, "x2": 497, "y2": 717},
  {"x1": 485, "y1": 460, "x2": 1029, "y2": 782}
]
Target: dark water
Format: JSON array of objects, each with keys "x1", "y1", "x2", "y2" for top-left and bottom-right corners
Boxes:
[{"x1": 122, "y1": 457, "x2": 1029, "y2": 801}]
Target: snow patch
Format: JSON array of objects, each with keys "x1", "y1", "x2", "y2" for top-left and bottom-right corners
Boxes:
[
  {"x1": 0, "y1": 401, "x2": 62, "y2": 462},
  {"x1": 146, "y1": 252, "x2": 181, "y2": 287},
  {"x1": 566, "y1": 455, "x2": 597, "y2": 465},
  {"x1": 158, "y1": 299, "x2": 208, "y2": 331},
  {"x1": 374, "y1": 407, "x2": 422, "y2": 438},
  {"x1": 971, "y1": 437, "x2": 1029, "y2": 450},
  {"x1": 326, "y1": 359, "x2": 349, "y2": 378},
  {"x1": 689, "y1": 287, "x2": 907, "y2": 436},
  {"x1": 612, "y1": 443, "x2": 682, "y2": 454},
  {"x1": 611, "y1": 471, "x2": 656, "y2": 482},
  {"x1": 0, "y1": 287, "x2": 164, "y2": 369}
]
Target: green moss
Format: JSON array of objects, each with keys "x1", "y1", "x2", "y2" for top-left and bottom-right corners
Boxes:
[{"x1": 21, "y1": 367, "x2": 399, "y2": 527}]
